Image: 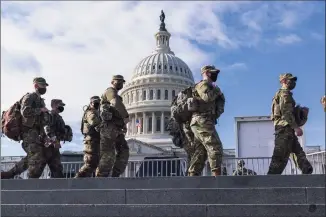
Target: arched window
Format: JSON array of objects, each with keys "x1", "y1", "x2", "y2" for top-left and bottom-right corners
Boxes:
[
  {"x1": 150, "y1": 90, "x2": 154, "y2": 100},
  {"x1": 157, "y1": 89, "x2": 161, "y2": 100},
  {"x1": 164, "y1": 90, "x2": 168, "y2": 100}
]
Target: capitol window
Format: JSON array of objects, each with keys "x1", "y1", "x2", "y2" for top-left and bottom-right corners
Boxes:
[
  {"x1": 157, "y1": 89, "x2": 161, "y2": 100},
  {"x1": 170, "y1": 66, "x2": 172, "y2": 70},
  {"x1": 131, "y1": 93, "x2": 134, "y2": 103},
  {"x1": 148, "y1": 117, "x2": 152, "y2": 132},
  {"x1": 159, "y1": 65, "x2": 161, "y2": 69},
  {"x1": 143, "y1": 90, "x2": 146, "y2": 100},
  {"x1": 164, "y1": 117, "x2": 169, "y2": 130},
  {"x1": 164, "y1": 65, "x2": 167, "y2": 69},
  {"x1": 150, "y1": 90, "x2": 154, "y2": 100},
  {"x1": 175, "y1": 67, "x2": 178, "y2": 71},
  {"x1": 164, "y1": 90, "x2": 168, "y2": 100},
  {"x1": 156, "y1": 117, "x2": 161, "y2": 132},
  {"x1": 172, "y1": 90, "x2": 176, "y2": 98},
  {"x1": 180, "y1": 68, "x2": 183, "y2": 72}
]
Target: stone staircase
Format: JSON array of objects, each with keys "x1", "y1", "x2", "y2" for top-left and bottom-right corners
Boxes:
[{"x1": 1, "y1": 175, "x2": 325, "y2": 217}]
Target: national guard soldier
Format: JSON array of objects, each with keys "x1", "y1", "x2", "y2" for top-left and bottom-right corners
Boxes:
[
  {"x1": 233, "y1": 160, "x2": 257, "y2": 176},
  {"x1": 42, "y1": 99, "x2": 69, "y2": 178},
  {"x1": 96, "y1": 75, "x2": 130, "y2": 177},
  {"x1": 75, "y1": 96, "x2": 101, "y2": 178},
  {"x1": 11, "y1": 77, "x2": 51, "y2": 178},
  {"x1": 268, "y1": 73, "x2": 313, "y2": 174},
  {"x1": 187, "y1": 65, "x2": 225, "y2": 176}
]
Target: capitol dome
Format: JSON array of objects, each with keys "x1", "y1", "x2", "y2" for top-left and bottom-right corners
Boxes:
[{"x1": 121, "y1": 11, "x2": 195, "y2": 149}]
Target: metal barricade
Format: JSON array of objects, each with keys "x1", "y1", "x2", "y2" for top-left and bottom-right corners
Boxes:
[{"x1": 1, "y1": 152, "x2": 325, "y2": 179}]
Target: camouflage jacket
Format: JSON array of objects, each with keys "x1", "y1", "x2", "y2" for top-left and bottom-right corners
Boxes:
[
  {"x1": 100, "y1": 87, "x2": 127, "y2": 128},
  {"x1": 44, "y1": 111, "x2": 66, "y2": 141},
  {"x1": 192, "y1": 80, "x2": 223, "y2": 124},
  {"x1": 271, "y1": 89, "x2": 298, "y2": 129},
  {"x1": 82, "y1": 107, "x2": 101, "y2": 140},
  {"x1": 20, "y1": 92, "x2": 47, "y2": 129}
]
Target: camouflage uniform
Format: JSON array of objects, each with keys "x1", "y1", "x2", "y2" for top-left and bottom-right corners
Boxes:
[
  {"x1": 182, "y1": 122, "x2": 206, "y2": 175},
  {"x1": 2, "y1": 98, "x2": 66, "y2": 179},
  {"x1": 43, "y1": 99, "x2": 66, "y2": 178},
  {"x1": 233, "y1": 160, "x2": 257, "y2": 176},
  {"x1": 268, "y1": 73, "x2": 313, "y2": 175},
  {"x1": 188, "y1": 66, "x2": 224, "y2": 176},
  {"x1": 76, "y1": 96, "x2": 101, "y2": 178},
  {"x1": 20, "y1": 77, "x2": 50, "y2": 178},
  {"x1": 96, "y1": 75, "x2": 129, "y2": 177}
]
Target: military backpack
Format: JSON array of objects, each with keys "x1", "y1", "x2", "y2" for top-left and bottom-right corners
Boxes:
[
  {"x1": 1, "y1": 93, "x2": 29, "y2": 142},
  {"x1": 171, "y1": 86, "x2": 194, "y2": 124}
]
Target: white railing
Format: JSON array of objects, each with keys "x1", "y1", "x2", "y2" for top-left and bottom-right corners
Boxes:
[{"x1": 1, "y1": 153, "x2": 325, "y2": 179}]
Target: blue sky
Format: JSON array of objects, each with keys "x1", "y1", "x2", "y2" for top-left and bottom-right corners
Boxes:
[{"x1": 1, "y1": 1, "x2": 325, "y2": 156}]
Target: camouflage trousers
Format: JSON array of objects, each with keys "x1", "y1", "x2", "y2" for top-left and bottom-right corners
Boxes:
[
  {"x1": 8, "y1": 129, "x2": 64, "y2": 179},
  {"x1": 268, "y1": 126, "x2": 313, "y2": 175},
  {"x1": 75, "y1": 136, "x2": 100, "y2": 178},
  {"x1": 181, "y1": 123, "x2": 199, "y2": 175},
  {"x1": 96, "y1": 124, "x2": 118, "y2": 177},
  {"x1": 188, "y1": 117, "x2": 223, "y2": 175},
  {"x1": 112, "y1": 133, "x2": 130, "y2": 177}
]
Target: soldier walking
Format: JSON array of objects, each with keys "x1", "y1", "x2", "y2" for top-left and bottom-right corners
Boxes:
[
  {"x1": 75, "y1": 96, "x2": 102, "y2": 178},
  {"x1": 96, "y1": 75, "x2": 130, "y2": 177},
  {"x1": 187, "y1": 65, "x2": 225, "y2": 176},
  {"x1": 268, "y1": 73, "x2": 313, "y2": 174}
]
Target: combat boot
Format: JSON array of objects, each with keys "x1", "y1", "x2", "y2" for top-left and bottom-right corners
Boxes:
[
  {"x1": 1, "y1": 171, "x2": 15, "y2": 179},
  {"x1": 212, "y1": 168, "x2": 221, "y2": 177}
]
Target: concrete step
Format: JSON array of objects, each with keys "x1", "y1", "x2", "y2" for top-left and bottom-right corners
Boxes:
[
  {"x1": 1, "y1": 204, "x2": 325, "y2": 217},
  {"x1": 2, "y1": 187, "x2": 324, "y2": 205},
  {"x1": 1, "y1": 175, "x2": 325, "y2": 190}
]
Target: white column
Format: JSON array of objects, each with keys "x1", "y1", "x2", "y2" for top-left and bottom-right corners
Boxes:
[
  {"x1": 153, "y1": 88, "x2": 156, "y2": 99},
  {"x1": 143, "y1": 112, "x2": 146, "y2": 134},
  {"x1": 131, "y1": 115, "x2": 135, "y2": 135},
  {"x1": 161, "y1": 112, "x2": 164, "y2": 134},
  {"x1": 126, "y1": 123, "x2": 130, "y2": 136},
  {"x1": 151, "y1": 112, "x2": 155, "y2": 134},
  {"x1": 135, "y1": 113, "x2": 138, "y2": 134}
]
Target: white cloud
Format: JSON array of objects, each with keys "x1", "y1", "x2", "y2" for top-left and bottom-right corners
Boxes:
[
  {"x1": 224, "y1": 62, "x2": 247, "y2": 71},
  {"x1": 276, "y1": 34, "x2": 302, "y2": 45}
]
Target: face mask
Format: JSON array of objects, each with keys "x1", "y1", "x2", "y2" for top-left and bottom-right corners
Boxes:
[
  {"x1": 58, "y1": 106, "x2": 64, "y2": 113},
  {"x1": 288, "y1": 81, "x2": 296, "y2": 90},
  {"x1": 93, "y1": 103, "x2": 100, "y2": 109},
  {"x1": 209, "y1": 72, "x2": 218, "y2": 82},
  {"x1": 115, "y1": 82, "x2": 123, "y2": 90},
  {"x1": 37, "y1": 88, "x2": 47, "y2": 95}
]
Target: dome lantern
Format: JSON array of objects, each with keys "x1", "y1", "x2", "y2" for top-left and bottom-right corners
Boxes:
[{"x1": 153, "y1": 10, "x2": 174, "y2": 55}]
